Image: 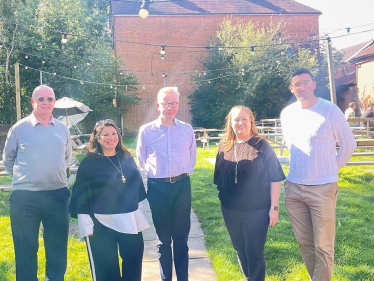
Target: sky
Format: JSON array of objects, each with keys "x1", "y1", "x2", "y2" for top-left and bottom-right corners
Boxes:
[{"x1": 295, "y1": 0, "x2": 374, "y2": 50}]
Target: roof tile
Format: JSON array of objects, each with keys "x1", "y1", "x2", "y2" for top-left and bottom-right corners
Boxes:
[{"x1": 111, "y1": 0, "x2": 321, "y2": 16}]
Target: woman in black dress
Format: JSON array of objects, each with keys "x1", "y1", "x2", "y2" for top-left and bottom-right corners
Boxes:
[
  {"x1": 214, "y1": 106, "x2": 285, "y2": 281},
  {"x1": 69, "y1": 120, "x2": 149, "y2": 281}
]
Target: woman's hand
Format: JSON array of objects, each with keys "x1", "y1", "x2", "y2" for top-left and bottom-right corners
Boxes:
[{"x1": 269, "y1": 208, "x2": 279, "y2": 227}]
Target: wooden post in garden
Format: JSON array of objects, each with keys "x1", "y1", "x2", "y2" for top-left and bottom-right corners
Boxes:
[
  {"x1": 326, "y1": 38, "x2": 337, "y2": 105},
  {"x1": 14, "y1": 62, "x2": 21, "y2": 121}
]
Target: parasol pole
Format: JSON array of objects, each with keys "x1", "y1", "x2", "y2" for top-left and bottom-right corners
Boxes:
[{"x1": 66, "y1": 109, "x2": 68, "y2": 126}]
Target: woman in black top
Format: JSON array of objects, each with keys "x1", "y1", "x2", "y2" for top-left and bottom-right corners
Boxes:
[
  {"x1": 214, "y1": 106, "x2": 285, "y2": 281},
  {"x1": 69, "y1": 120, "x2": 148, "y2": 281}
]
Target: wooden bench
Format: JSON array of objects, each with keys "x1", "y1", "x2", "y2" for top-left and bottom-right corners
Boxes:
[{"x1": 71, "y1": 135, "x2": 89, "y2": 151}]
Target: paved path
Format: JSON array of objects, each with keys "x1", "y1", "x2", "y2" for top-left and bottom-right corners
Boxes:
[{"x1": 141, "y1": 177, "x2": 216, "y2": 281}]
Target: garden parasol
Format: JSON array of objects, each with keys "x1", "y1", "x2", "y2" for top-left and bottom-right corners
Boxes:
[{"x1": 52, "y1": 97, "x2": 92, "y2": 126}]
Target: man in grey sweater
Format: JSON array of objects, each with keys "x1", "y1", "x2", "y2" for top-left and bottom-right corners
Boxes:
[{"x1": 3, "y1": 85, "x2": 72, "y2": 281}]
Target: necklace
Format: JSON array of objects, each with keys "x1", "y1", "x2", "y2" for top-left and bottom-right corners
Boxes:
[
  {"x1": 234, "y1": 142, "x2": 247, "y2": 184},
  {"x1": 106, "y1": 155, "x2": 126, "y2": 183}
]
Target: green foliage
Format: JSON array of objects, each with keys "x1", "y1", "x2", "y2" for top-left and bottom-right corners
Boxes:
[
  {"x1": 0, "y1": 0, "x2": 140, "y2": 124},
  {"x1": 189, "y1": 19, "x2": 318, "y2": 128}
]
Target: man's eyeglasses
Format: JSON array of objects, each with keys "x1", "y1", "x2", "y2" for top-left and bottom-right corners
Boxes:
[
  {"x1": 291, "y1": 80, "x2": 312, "y2": 89},
  {"x1": 159, "y1": 102, "x2": 179, "y2": 108},
  {"x1": 95, "y1": 119, "x2": 114, "y2": 126},
  {"x1": 37, "y1": 97, "x2": 54, "y2": 102}
]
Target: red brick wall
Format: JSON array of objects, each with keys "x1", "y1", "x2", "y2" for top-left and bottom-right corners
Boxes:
[{"x1": 113, "y1": 14, "x2": 319, "y2": 135}]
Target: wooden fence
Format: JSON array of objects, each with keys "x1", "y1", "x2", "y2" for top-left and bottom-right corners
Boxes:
[{"x1": 0, "y1": 124, "x2": 13, "y2": 160}]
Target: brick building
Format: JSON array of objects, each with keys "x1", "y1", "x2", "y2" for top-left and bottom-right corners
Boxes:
[
  {"x1": 335, "y1": 40, "x2": 374, "y2": 113},
  {"x1": 110, "y1": 0, "x2": 321, "y2": 134}
]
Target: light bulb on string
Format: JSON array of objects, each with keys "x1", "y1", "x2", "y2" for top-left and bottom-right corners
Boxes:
[
  {"x1": 110, "y1": 84, "x2": 113, "y2": 89},
  {"x1": 143, "y1": 86, "x2": 145, "y2": 89},
  {"x1": 242, "y1": 68, "x2": 245, "y2": 75},
  {"x1": 61, "y1": 33, "x2": 68, "y2": 44},
  {"x1": 139, "y1": 0, "x2": 150, "y2": 19},
  {"x1": 42, "y1": 58, "x2": 46, "y2": 64},
  {"x1": 80, "y1": 81, "x2": 84, "y2": 85},
  {"x1": 25, "y1": 54, "x2": 29, "y2": 59},
  {"x1": 25, "y1": 66, "x2": 28, "y2": 69},
  {"x1": 203, "y1": 71, "x2": 206, "y2": 75},
  {"x1": 251, "y1": 46, "x2": 255, "y2": 55},
  {"x1": 161, "y1": 54, "x2": 164, "y2": 60},
  {"x1": 160, "y1": 46, "x2": 166, "y2": 55}
]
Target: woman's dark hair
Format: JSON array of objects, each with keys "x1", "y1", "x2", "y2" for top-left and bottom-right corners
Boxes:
[{"x1": 87, "y1": 120, "x2": 131, "y2": 158}]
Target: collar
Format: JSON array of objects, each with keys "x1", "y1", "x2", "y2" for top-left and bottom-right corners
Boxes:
[
  {"x1": 155, "y1": 117, "x2": 179, "y2": 128},
  {"x1": 30, "y1": 112, "x2": 55, "y2": 127}
]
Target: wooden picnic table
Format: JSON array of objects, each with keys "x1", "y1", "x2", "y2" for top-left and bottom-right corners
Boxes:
[
  {"x1": 259, "y1": 118, "x2": 281, "y2": 127},
  {"x1": 347, "y1": 118, "x2": 374, "y2": 138},
  {"x1": 194, "y1": 128, "x2": 224, "y2": 150},
  {"x1": 71, "y1": 135, "x2": 89, "y2": 151}
]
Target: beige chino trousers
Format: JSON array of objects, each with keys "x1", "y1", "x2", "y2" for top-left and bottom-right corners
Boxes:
[{"x1": 284, "y1": 180, "x2": 339, "y2": 281}]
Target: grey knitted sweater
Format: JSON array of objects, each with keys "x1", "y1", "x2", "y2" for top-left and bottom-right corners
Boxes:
[{"x1": 3, "y1": 113, "x2": 72, "y2": 191}]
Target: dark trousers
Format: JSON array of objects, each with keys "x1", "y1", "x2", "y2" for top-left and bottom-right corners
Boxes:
[
  {"x1": 221, "y1": 205, "x2": 270, "y2": 281},
  {"x1": 147, "y1": 176, "x2": 191, "y2": 281},
  {"x1": 86, "y1": 218, "x2": 144, "y2": 281},
  {"x1": 9, "y1": 188, "x2": 70, "y2": 281}
]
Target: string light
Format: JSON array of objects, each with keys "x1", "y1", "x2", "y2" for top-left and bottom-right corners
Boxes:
[
  {"x1": 110, "y1": 84, "x2": 113, "y2": 88},
  {"x1": 25, "y1": 66, "x2": 28, "y2": 69},
  {"x1": 241, "y1": 68, "x2": 245, "y2": 75},
  {"x1": 42, "y1": 58, "x2": 46, "y2": 64},
  {"x1": 139, "y1": 0, "x2": 150, "y2": 19},
  {"x1": 25, "y1": 54, "x2": 28, "y2": 59},
  {"x1": 61, "y1": 33, "x2": 68, "y2": 44},
  {"x1": 347, "y1": 27, "x2": 351, "y2": 34},
  {"x1": 251, "y1": 46, "x2": 255, "y2": 54},
  {"x1": 161, "y1": 54, "x2": 164, "y2": 60},
  {"x1": 160, "y1": 45, "x2": 166, "y2": 55},
  {"x1": 1, "y1": 18, "x2": 374, "y2": 51}
]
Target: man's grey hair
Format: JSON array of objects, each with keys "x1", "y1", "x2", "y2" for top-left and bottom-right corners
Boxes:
[
  {"x1": 32, "y1": 85, "x2": 55, "y2": 99},
  {"x1": 157, "y1": 87, "x2": 180, "y2": 101}
]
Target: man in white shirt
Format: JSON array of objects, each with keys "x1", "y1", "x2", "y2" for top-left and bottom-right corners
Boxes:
[
  {"x1": 345, "y1": 102, "x2": 359, "y2": 127},
  {"x1": 281, "y1": 68, "x2": 357, "y2": 281}
]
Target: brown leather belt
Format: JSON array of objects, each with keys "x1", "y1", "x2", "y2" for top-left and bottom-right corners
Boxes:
[{"x1": 151, "y1": 173, "x2": 189, "y2": 184}]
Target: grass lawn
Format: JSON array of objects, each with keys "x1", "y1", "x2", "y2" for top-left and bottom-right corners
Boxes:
[
  {"x1": 191, "y1": 145, "x2": 374, "y2": 280},
  {"x1": 0, "y1": 140, "x2": 373, "y2": 280}
]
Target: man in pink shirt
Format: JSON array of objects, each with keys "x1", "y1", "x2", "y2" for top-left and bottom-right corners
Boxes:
[{"x1": 137, "y1": 87, "x2": 196, "y2": 281}]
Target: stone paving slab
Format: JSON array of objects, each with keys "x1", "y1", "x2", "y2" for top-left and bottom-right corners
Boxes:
[{"x1": 142, "y1": 175, "x2": 216, "y2": 281}]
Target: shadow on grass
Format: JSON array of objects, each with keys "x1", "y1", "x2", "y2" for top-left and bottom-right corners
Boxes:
[
  {"x1": 0, "y1": 260, "x2": 15, "y2": 281},
  {"x1": 0, "y1": 192, "x2": 10, "y2": 217}
]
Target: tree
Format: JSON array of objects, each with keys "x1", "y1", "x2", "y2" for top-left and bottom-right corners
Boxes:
[
  {"x1": 0, "y1": 0, "x2": 140, "y2": 125},
  {"x1": 189, "y1": 19, "x2": 320, "y2": 128}
]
